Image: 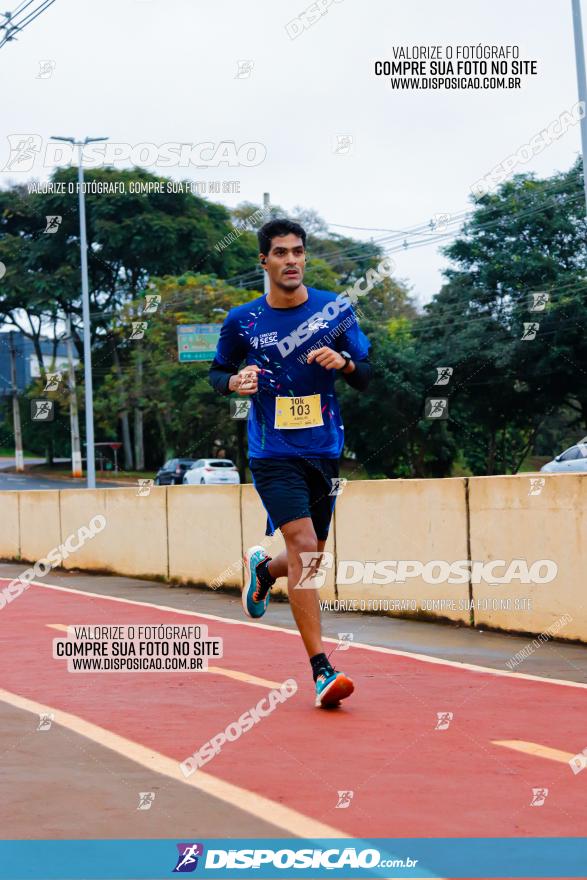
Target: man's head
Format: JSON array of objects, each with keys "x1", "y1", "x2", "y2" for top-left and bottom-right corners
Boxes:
[{"x1": 258, "y1": 219, "x2": 307, "y2": 292}]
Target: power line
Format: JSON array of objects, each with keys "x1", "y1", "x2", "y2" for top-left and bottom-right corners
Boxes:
[
  {"x1": 223, "y1": 173, "x2": 585, "y2": 286},
  {"x1": 0, "y1": 0, "x2": 57, "y2": 48},
  {"x1": 3, "y1": 169, "x2": 586, "y2": 335},
  {"x1": 223, "y1": 184, "x2": 586, "y2": 290}
]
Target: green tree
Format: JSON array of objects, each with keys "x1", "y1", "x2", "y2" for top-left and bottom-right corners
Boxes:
[{"x1": 418, "y1": 159, "x2": 587, "y2": 474}]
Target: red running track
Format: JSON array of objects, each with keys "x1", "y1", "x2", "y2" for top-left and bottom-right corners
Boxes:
[{"x1": 1, "y1": 578, "x2": 585, "y2": 845}]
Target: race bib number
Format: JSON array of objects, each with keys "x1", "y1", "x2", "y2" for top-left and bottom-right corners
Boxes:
[{"x1": 274, "y1": 394, "x2": 323, "y2": 430}]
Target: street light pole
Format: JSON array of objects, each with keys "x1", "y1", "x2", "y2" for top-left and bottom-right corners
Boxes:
[
  {"x1": 76, "y1": 142, "x2": 96, "y2": 488},
  {"x1": 263, "y1": 192, "x2": 270, "y2": 296},
  {"x1": 65, "y1": 314, "x2": 82, "y2": 477},
  {"x1": 572, "y1": 0, "x2": 587, "y2": 215},
  {"x1": 50, "y1": 135, "x2": 108, "y2": 489},
  {"x1": 8, "y1": 332, "x2": 23, "y2": 472}
]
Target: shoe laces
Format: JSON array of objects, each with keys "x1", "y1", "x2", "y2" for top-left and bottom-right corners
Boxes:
[
  {"x1": 252, "y1": 558, "x2": 271, "y2": 603},
  {"x1": 252, "y1": 584, "x2": 269, "y2": 603}
]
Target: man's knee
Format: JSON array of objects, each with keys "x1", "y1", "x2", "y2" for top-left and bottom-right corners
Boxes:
[{"x1": 283, "y1": 519, "x2": 318, "y2": 555}]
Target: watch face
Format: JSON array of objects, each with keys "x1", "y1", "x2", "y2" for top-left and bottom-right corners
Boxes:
[{"x1": 341, "y1": 351, "x2": 351, "y2": 360}]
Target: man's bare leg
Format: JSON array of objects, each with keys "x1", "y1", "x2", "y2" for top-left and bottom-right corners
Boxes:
[
  {"x1": 273, "y1": 518, "x2": 325, "y2": 658},
  {"x1": 266, "y1": 537, "x2": 326, "y2": 581},
  {"x1": 256, "y1": 522, "x2": 353, "y2": 707}
]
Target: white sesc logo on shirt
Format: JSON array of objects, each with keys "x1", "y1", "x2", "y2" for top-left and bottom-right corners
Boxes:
[{"x1": 259, "y1": 331, "x2": 279, "y2": 347}]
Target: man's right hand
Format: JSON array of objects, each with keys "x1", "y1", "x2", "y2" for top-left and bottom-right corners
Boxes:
[{"x1": 229, "y1": 364, "x2": 260, "y2": 395}]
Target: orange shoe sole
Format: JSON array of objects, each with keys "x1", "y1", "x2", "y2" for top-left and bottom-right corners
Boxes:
[{"x1": 317, "y1": 673, "x2": 355, "y2": 708}]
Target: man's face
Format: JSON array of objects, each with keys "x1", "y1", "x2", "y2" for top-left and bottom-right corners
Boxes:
[{"x1": 260, "y1": 233, "x2": 305, "y2": 291}]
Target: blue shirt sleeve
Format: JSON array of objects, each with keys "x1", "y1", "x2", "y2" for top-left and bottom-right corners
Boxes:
[
  {"x1": 214, "y1": 309, "x2": 248, "y2": 370},
  {"x1": 334, "y1": 307, "x2": 371, "y2": 362}
]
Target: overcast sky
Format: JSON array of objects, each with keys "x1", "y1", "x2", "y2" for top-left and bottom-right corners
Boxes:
[{"x1": 0, "y1": 0, "x2": 584, "y2": 306}]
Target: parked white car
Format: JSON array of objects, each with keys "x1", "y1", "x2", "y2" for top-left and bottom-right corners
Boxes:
[
  {"x1": 540, "y1": 442, "x2": 587, "y2": 473},
  {"x1": 183, "y1": 458, "x2": 240, "y2": 485}
]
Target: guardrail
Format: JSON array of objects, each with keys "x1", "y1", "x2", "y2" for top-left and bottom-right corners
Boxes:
[{"x1": 0, "y1": 472, "x2": 584, "y2": 642}]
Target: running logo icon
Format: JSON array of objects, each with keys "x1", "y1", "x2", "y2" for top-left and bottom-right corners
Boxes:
[
  {"x1": 333, "y1": 135, "x2": 353, "y2": 155},
  {"x1": 44, "y1": 215, "x2": 62, "y2": 234},
  {"x1": 530, "y1": 788, "x2": 548, "y2": 807},
  {"x1": 329, "y1": 477, "x2": 347, "y2": 496},
  {"x1": 336, "y1": 790, "x2": 354, "y2": 808},
  {"x1": 434, "y1": 367, "x2": 453, "y2": 385},
  {"x1": 296, "y1": 551, "x2": 333, "y2": 589},
  {"x1": 521, "y1": 322, "x2": 539, "y2": 341},
  {"x1": 425, "y1": 398, "x2": 448, "y2": 419},
  {"x1": 129, "y1": 321, "x2": 149, "y2": 340},
  {"x1": 569, "y1": 748, "x2": 587, "y2": 775},
  {"x1": 137, "y1": 792, "x2": 155, "y2": 810},
  {"x1": 37, "y1": 60, "x2": 56, "y2": 79},
  {"x1": 231, "y1": 399, "x2": 251, "y2": 419},
  {"x1": 2, "y1": 134, "x2": 42, "y2": 171},
  {"x1": 430, "y1": 213, "x2": 450, "y2": 232},
  {"x1": 435, "y1": 711, "x2": 453, "y2": 730},
  {"x1": 37, "y1": 712, "x2": 54, "y2": 731},
  {"x1": 337, "y1": 632, "x2": 354, "y2": 651},
  {"x1": 529, "y1": 292, "x2": 549, "y2": 311},
  {"x1": 31, "y1": 399, "x2": 54, "y2": 421},
  {"x1": 142, "y1": 294, "x2": 161, "y2": 314},
  {"x1": 173, "y1": 843, "x2": 204, "y2": 873},
  {"x1": 528, "y1": 477, "x2": 545, "y2": 496},
  {"x1": 44, "y1": 372, "x2": 62, "y2": 391}
]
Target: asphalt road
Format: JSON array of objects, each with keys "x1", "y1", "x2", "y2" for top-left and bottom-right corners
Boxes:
[{"x1": 0, "y1": 458, "x2": 126, "y2": 490}]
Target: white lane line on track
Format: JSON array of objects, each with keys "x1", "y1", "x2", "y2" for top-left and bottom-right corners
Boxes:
[
  {"x1": 8, "y1": 578, "x2": 587, "y2": 690},
  {"x1": 0, "y1": 685, "x2": 350, "y2": 839},
  {"x1": 493, "y1": 740, "x2": 576, "y2": 764}
]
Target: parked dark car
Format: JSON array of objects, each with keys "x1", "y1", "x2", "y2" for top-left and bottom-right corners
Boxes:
[{"x1": 154, "y1": 458, "x2": 197, "y2": 485}]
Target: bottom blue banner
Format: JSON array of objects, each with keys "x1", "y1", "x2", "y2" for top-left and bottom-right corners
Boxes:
[{"x1": 0, "y1": 837, "x2": 585, "y2": 879}]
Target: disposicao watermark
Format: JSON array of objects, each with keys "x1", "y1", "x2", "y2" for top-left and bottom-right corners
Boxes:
[
  {"x1": 471, "y1": 101, "x2": 585, "y2": 198},
  {"x1": 0, "y1": 515, "x2": 107, "y2": 610},
  {"x1": 278, "y1": 257, "x2": 395, "y2": 358},
  {"x1": 505, "y1": 613, "x2": 572, "y2": 670},
  {"x1": 179, "y1": 678, "x2": 297, "y2": 776},
  {"x1": 2, "y1": 136, "x2": 267, "y2": 172},
  {"x1": 296, "y1": 553, "x2": 558, "y2": 589}
]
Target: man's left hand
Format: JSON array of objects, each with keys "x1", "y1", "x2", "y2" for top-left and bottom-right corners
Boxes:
[{"x1": 306, "y1": 347, "x2": 348, "y2": 370}]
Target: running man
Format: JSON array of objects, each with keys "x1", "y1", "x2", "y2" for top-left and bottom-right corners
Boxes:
[{"x1": 209, "y1": 219, "x2": 372, "y2": 708}]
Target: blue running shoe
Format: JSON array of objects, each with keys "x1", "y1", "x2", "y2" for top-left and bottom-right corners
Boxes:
[
  {"x1": 315, "y1": 670, "x2": 354, "y2": 708},
  {"x1": 242, "y1": 545, "x2": 272, "y2": 619}
]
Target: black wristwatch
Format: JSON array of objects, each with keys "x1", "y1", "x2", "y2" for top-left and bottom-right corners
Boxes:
[{"x1": 339, "y1": 351, "x2": 352, "y2": 371}]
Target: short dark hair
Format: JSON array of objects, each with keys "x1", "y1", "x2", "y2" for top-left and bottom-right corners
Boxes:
[{"x1": 257, "y1": 218, "x2": 306, "y2": 256}]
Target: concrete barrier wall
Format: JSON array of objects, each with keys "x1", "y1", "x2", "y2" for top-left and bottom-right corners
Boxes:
[
  {"x1": 168, "y1": 485, "x2": 242, "y2": 587},
  {"x1": 469, "y1": 473, "x2": 587, "y2": 641},
  {"x1": 59, "y1": 487, "x2": 167, "y2": 578},
  {"x1": 102, "y1": 487, "x2": 168, "y2": 578},
  {"x1": 240, "y1": 484, "x2": 336, "y2": 600},
  {"x1": 0, "y1": 492, "x2": 19, "y2": 561},
  {"x1": 19, "y1": 490, "x2": 61, "y2": 564},
  {"x1": 2, "y1": 474, "x2": 586, "y2": 641},
  {"x1": 334, "y1": 478, "x2": 470, "y2": 623},
  {"x1": 60, "y1": 487, "x2": 168, "y2": 578}
]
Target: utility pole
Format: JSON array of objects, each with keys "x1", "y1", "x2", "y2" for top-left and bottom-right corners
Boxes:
[
  {"x1": 65, "y1": 314, "x2": 82, "y2": 477},
  {"x1": 50, "y1": 134, "x2": 108, "y2": 488},
  {"x1": 134, "y1": 348, "x2": 144, "y2": 471},
  {"x1": 572, "y1": 0, "x2": 587, "y2": 215},
  {"x1": 263, "y1": 192, "x2": 270, "y2": 295},
  {"x1": 8, "y1": 333, "x2": 23, "y2": 472}
]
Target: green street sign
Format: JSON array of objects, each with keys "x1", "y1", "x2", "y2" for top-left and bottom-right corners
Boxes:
[{"x1": 177, "y1": 323, "x2": 221, "y2": 362}]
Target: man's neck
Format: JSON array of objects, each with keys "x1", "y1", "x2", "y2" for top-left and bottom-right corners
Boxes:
[{"x1": 266, "y1": 284, "x2": 308, "y2": 309}]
